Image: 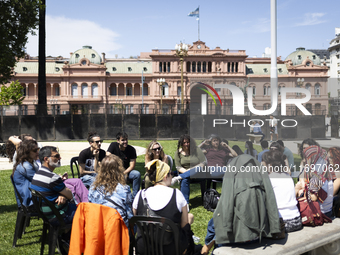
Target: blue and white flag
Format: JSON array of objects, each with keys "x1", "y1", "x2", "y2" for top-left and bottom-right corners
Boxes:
[{"x1": 188, "y1": 7, "x2": 199, "y2": 18}]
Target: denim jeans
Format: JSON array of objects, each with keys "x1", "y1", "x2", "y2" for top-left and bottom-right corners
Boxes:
[
  {"x1": 253, "y1": 132, "x2": 265, "y2": 142},
  {"x1": 80, "y1": 173, "x2": 97, "y2": 187},
  {"x1": 127, "y1": 170, "x2": 141, "y2": 198},
  {"x1": 179, "y1": 167, "x2": 203, "y2": 204}
]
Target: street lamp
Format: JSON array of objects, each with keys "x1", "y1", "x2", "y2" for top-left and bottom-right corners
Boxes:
[
  {"x1": 157, "y1": 78, "x2": 165, "y2": 114},
  {"x1": 297, "y1": 78, "x2": 304, "y2": 87},
  {"x1": 175, "y1": 43, "x2": 188, "y2": 113},
  {"x1": 138, "y1": 61, "x2": 146, "y2": 114}
]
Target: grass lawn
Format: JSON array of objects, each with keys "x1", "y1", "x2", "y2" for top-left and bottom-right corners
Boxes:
[{"x1": 0, "y1": 140, "x2": 302, "y2": 254}]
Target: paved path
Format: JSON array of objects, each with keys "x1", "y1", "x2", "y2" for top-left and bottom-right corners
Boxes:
[{"x1": 0, "y1": 142, "x2": 146, "y2": 171}]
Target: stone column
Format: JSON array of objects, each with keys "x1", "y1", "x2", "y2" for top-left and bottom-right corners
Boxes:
[
  {"x1": 51, "y1": 84, "x2": 54, "y2": 98},
  {"x1": 26, "y1": 84, "x2": 29, "y2": 98},
  {"x1": 34, "y1": 84, "x2": 37, "y2": 99},
  {"x1": 212, "y1": 62, "x2": 216, "y2": 73}
]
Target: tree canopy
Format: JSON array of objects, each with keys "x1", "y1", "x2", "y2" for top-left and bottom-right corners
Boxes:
[
  {"x1": 0, "y1": 0, "x2": 41, "y2": 85},
  {"x1": 0, "y1": 80, "x2": 25, "y2": 105}
]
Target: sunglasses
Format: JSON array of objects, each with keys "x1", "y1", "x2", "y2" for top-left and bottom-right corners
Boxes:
[
  {"x1": 152, "y1": 147, "x2": 161, "y2": 151},
  {"x1": 50, "y1": 154, "x2": 61, "y2": 159},
  {"x1": 93, "y1": 140, "x2": 103, "y2": 144},
  {"x1": 32, "y1": 148, "x2": 40, "y2": 152}
]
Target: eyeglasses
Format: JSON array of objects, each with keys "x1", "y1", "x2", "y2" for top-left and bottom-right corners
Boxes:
[
  {"x1": 152, "y1": 147, "x2": 161, "y2": 151},
  {"x1": 32, "y1": 148, "x2": 39, "y2": 152},
  {"x1": 50, "y1": 154, "x2": 61, "y2": 159},
  {"x1": 93, "y1": 140, "x2": 103, "y2": 144}
]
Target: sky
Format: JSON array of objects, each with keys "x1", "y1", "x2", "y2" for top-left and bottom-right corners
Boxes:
[{"x1": 25, "y1": 0, "x2": 339, "y2": 60}]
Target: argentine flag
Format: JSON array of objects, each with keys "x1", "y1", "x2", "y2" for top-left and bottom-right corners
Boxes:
[{"x1": 188, "y1": 7, "x2": 199, "y2": 20}]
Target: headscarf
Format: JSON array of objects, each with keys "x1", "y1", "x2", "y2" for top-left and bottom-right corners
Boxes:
[
  {"x1": 302, "y1": 145, "x2": 330, "y2": 202},
  {"x1": 145, "y1": 159, "x2": 170, "y2": 184}
]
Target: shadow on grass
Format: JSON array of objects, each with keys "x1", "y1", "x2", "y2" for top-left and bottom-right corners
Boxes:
[
  {"x1": 16, "y1": 239, "x2": 42, "y2": 247},
  {"x1": 190, "y1": 194, "x2": 203, "y2": 209},
  {"x1": 0, "y1": 204, "x2": 18, "y2": 213}
]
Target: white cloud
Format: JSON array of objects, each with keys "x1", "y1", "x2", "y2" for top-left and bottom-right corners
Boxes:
[
  {"x1": 26, "y1": 15, "x2": 121, "y2": 58},
  {"x1": 295, "y1": 13, "x2": 327, "y2": 27}
]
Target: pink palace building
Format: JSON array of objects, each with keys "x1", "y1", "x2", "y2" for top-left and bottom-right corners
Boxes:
[{"x1": 7, "y1": 41, "x2": 329, "y2": 116}]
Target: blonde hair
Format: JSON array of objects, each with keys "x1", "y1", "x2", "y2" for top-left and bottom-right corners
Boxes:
[
  {"x1": 145, "y1": 140, "x2": 165, "y2": 162},
  {"x1": 92, "y1": 154, "x2": 126, "y2": 194}
]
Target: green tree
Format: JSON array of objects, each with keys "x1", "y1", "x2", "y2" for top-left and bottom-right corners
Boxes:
[
  {"x1": 0, "y1": 80, "x2": 25, "y2": 105},
  {"x1": 0, "y1": 0, "x2": 41, "y2": 85}
]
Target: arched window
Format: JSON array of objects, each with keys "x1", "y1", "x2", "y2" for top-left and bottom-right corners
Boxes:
[
  {"x1": 315, "y1": 103, "x2": 321, "y2": 115},
  {"x1": 306, "y1": 103, "x2": 312, "y2": 114},
  {"x1": 186, "y1": 61, "x2": 191, "y2": 72},
  {"x1": 252, "y1": 86, "x2": 256, "y2": 95},
  {"x1": 159, "y1": 62, "x2": 162, "y2": 72},
  {"x1": 203, "y1": 62, "x2": 207, "y2": 72},
  {"x1": 305, "y1": 83, "x2": 311, "y2": 92},
  {"x1": 143, "y1": 84, "x2": 148, "y2": 96},
  {"x1": 81, "y1": 83, "x2": 88, "y2": 98},
  {"x1": 227, "y1": 62, "x2": 231, "y2": 72},
  {"x1": 263, "y1": 103, "x2": 271, "y2": 110},
  {"x1": 192, "y1": 62, "x2": 196, "y2": 72},
  {"x1": 263, "y1": 86, "x2": 267, "y2": 96},
  {"x1": 71, "y1": 83, "x2": 78, "y2": 98},
  {"x1": 208, "y1": 62, "x2": 212, "y2": 72},
  {"x1": 235, "y1": 62, "x2": 238, "y2": 72},
  {"x1": 315, "y1": 83, "x2": 320, "y2": 96},
  {"x1": 231, "y1": 62, "x2": 234, "y2": 73},
  {"x1": 92, "y1": 83, "x2": 98, "y2": 97},
  {"x1": 162, "y1": 83, "x2": 169, "y2": 96},
  {"x1": 197, "y1": 62, "x2": 201, "y2": 72},
  {"x1": 126, "y1": 84, "x2": 132, "y2": 96},
  {"x1": 167, "y1": 62, "x2": 170, "y2": 72},
  {"x1": 110, "y1": 84, "x2": 117, "y2": 96},
  {"x1": 163, "y1": 62, "x2": 166, "y2": 72}
]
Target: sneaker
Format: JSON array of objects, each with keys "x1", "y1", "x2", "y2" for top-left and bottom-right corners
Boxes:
[
  {"x1": 171, "y1": 176, "x2": 182, "y2": 186},
  {"x1": 192, "y1": 235, "x2": 200, "y2": 244}
]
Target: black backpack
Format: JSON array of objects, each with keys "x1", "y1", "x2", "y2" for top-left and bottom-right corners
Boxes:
[{"x1": 203, "y1": 189, "x2": 220, "y2": 212}]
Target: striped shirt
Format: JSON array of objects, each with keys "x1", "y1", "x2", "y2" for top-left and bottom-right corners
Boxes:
[{"x1": 31, "y1": 166, "x2": 68, "y2": 218}]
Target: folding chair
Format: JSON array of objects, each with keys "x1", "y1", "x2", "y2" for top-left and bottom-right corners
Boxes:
[
  {"x1": 129, "y1": 216, "x2": 181, "y2": 255},
  {"x1": 70, "y1": 156, "x2": 80, "y2": 178},
  {"x1": 30, "y1": 188, "x2": 72, "y2": 255},
  {"x1": 10, "y1": 175, "x2": 38, "y2": 247}
]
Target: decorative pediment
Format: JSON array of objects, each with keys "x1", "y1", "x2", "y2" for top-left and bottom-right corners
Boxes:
[{"x1": 212, "y1": 52, "x2": 226, "y2": 57}]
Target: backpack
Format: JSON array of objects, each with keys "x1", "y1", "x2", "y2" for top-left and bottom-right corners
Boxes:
[{"x1": 203, "y1": 189, "x2": 220, "y2": 212}]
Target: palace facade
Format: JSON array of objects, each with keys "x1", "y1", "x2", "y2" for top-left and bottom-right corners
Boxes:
[{"x1": 7, "y1": 41, "x2": 329, "y2": 116}]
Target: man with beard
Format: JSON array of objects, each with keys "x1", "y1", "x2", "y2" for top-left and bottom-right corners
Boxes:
[
  {"x1": 78, "y1": 132, "x2": 106, "y2": 187},
  {"x1": 31, "y1": 146, "x2": 77, "y2": 224},
  {"x1": 107, "y1": 132, "x2": 141, "y2": 197}
]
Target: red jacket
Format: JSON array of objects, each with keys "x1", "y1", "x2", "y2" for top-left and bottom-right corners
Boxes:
[{"x1": 69, "y1": 202, "x2": 129, "y2": 255}]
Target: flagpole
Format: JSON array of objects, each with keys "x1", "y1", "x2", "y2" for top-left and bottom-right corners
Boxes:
[{"x1": 198, "y1": 6, "x2": 200, "y2": 41}]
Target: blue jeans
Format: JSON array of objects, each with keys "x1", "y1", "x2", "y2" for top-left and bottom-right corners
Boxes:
[
  {"x1": 128, "y1": 170, "x2": 141, "y2": 198},
  {"x1": 80, "y1": 173, "x2": 97, "y2": 187},
  {"x1": 205, "y1": 218, "x2": 216, "y2": 246},
  {"x1": 253, "y1": 132, "x2": 265, "y2": 142},
  {"x1": 179, "y1": 167, "x2": 203, "y2": 204}
]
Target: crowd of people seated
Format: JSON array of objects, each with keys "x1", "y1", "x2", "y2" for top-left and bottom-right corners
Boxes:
[{"x1": 8, "y1": 132, "x2": 340, "y2": 255}]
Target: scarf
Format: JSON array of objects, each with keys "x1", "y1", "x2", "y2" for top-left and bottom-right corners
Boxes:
[{"x1": 145, "y1": 159, "x2": 170, "y2": 184}]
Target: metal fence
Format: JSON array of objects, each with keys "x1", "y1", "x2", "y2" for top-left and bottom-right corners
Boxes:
[{"x1": 0, "y1": 103, "x2": 326, "y2": 117}]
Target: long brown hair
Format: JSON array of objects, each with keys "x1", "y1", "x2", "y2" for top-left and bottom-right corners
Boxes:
[
  {"x1": 177, "y1": 134, "x2": 198, "y2": 158},
  {"x1": 12, "y1": 140, "x2": 38, "y2": 176},
  {"x1": 145, "y1": 140, "x2": 165, "y2": 162},
  {"x1": 92, "y1": 154, "x2": 126, "y2": 194}
]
